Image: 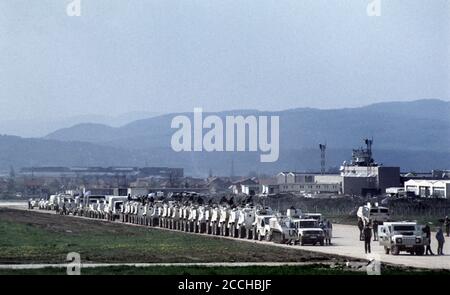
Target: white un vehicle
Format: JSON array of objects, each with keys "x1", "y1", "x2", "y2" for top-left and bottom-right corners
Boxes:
[{"x1": 378, "y1": 222, "x2": 426, "y2": 255}]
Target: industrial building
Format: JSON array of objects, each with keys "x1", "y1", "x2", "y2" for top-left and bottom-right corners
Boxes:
[
  {"x1": 273, "y1": 139, "x2": 401, "y2": 197},
  {"x1": 341, "y1": 165, "x2": 400, "y2": 196},
  {"x1": 340, "y1": 139, "x2": 400, "y2": 196},
  {"x1": 404, "y1": 179, "x2": 450, "y2": 198}
]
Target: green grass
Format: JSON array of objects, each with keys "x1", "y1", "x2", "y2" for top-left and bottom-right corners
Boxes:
[
  {"x1": 0, "y1": 209, "x2": 335, "y2": 264},
  {"x1": 1, "y1": 264, "x2": 448, "y2": 275},
  {"x1": 0, "y1": 265, "x2": 356, "y2": 275},
  {"x1": 1, "y1": 209, "x2": 449, "y2": 275}
]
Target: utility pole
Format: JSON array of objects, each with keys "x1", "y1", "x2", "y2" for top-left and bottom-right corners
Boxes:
[{"x1": 319, "y1": 143, "x2": 326, "y2": 175}]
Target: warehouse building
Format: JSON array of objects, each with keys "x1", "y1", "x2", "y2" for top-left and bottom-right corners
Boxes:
[{"x1": 404, "y1": 179, "x2": 450, "y2": 198}]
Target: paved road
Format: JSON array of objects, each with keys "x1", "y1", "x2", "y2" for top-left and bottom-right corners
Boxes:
[
  {"x1": 1, "y1": 202, "x2": 449, "y2": 270},
  {"x1": 299, "y1": 224, "x2": 450, "y2": 270}
]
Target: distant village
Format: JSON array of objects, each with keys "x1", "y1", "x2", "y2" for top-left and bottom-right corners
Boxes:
[{"x1": 0, "y1": 139, "x2": 449, "y2": 200}]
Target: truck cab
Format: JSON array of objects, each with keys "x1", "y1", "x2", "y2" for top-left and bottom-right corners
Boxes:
[{"x1": 378, "y1": 222, "x2": 426, "y2": 255}]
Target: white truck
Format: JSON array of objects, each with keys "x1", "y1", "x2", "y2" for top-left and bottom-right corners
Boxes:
[
  {"x1": 237, "y1": 205, "x2": 255, "y2": 239},
  {"x1": 210, "y1": 207, "x2": 220, "y2": 235},
  {"x1": 171, "y1": 204, "x2": 181, "y2": 230},
  {"x1": 253, "y1": 207, "x2": 274, "y2": 241},
  {"x1": 188, "y1": 206, "x2": 199, "y2": 233},
  {"x1": 218, "y1": 207, "x2": 230, "y2": 236},
  {"x1": 378, "y1": 222, "x2": 426, "y2": 255},
  {"x1": 227, "y1": 208, "x2": 240, "y2": 238},
  {"x1": 266, "y1": 216, "x2": 298, "y2": 244},
  {"x1": 197, "y1": 206, "x2": 210, "y2": 234},
  {"x1": 357, "y1": 202, "x2": 389, "y2": 227},
  {"x1": 293, "y1": 219, "x2": 325, "y2": 246}
]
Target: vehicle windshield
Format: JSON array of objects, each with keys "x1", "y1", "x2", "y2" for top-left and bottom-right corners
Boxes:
[
  {"x1": 304, "y1": 230, "x2": 322, "y2": 235},
  {"x1": 370, "y1": 208, "x2": 378, "y2": 213},
  {"x1": 380, "y1": 208, "x2": 388, "y2": 213},
  {"x1": 299, "y1": 221, "x2": 316, "y2": 228},
  {"x1": 393, "y1": 225, "x2": 415, "y2": 231}
]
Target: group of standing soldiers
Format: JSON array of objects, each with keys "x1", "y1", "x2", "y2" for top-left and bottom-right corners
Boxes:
[{"x1": 420, "y1": 216, "x2": 448, "y2": 256}]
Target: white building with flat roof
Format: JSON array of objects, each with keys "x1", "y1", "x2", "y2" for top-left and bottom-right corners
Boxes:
[
  {"x1": 404, "y1": 179, "x2": 450, "y2": 198},
  {"x1": 276, "y1": 172, "x2": 342, "y2": 194}
]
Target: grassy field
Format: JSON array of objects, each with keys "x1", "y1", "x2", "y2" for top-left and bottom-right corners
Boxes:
[
  {"x1": 0, "y1": 265, "x2": 358, "y2": 275},
  {"x1": 1, "y1": 264, "x2": 448, "y2": 275},
  {"x1": 1, "y1": 208, "x2": 445, "y2": 275},
  {"x1": 0, "y1": 208, "x2": 345, "y2": 265}
]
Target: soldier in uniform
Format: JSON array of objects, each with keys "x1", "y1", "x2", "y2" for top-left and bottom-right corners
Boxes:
[
  {"x1": 363, "y1": 225, "x2": 372, "y2": 254},
  {"x1": 423, "y1": 224, "x2": 434, "y2": 255},
  {"x1": 436, "y1": 227, "x2": 445, "y2": 255},
  {"x1": 372, "y1": 220, "x2": 379, "y2": 241},
  {"x1": 444, "y1": 216, "x2": 450, "y2": 237},
  {"x1": 358, "y1": 218, "x2": 364, "y2": 241}
]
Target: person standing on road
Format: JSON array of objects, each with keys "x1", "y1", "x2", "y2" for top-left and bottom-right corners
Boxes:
[
  {"x1": 363, "y1": 225, "x2": 372, "y2": 254},
  {"x1": 326, "y1": 220, "x2": 333, "y2": 245},
  {"x1": 436, "y1": 227, "x2": 445, "y2": 255},
  {"x1": 372, "y1": 220, "x2": 379, "y2": 241},
  {"x1": 444, "y1": 216, "x2": 450, "y2": 237},
  {"x1": 358, "y1": 218, "x2": 364, "y2": 241},
  {"x1": 423, "y1": 224, "x2": 434, "y2": 255}
]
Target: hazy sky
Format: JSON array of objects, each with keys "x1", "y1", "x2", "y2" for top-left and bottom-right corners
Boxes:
[{"x1": 0, "y1": 0, "x2": 448, "y2": 120}]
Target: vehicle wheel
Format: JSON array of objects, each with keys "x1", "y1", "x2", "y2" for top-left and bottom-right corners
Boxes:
[
  {"x1": 391, "y1": 246, "x2": 400, "y2": 255},
  {"x1": 415, "y1": 246, "x2": 425, "y2": 256},
  {"x1": 384, "y1": 247, "x2": 390, "y2": 254},
  {"x1": 320, "y1": 241, "x2": 324, "y2": 246}
]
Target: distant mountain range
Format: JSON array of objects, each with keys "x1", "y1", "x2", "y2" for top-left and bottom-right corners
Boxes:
[
  {"x1": 0, "y1": 111, "x2": 160, "y2": 138},
  {"x1": 0, "y1": 99, "x2": 449, "y2": 176}
]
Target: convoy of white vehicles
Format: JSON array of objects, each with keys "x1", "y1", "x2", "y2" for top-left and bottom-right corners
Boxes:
[
  {"x1": 30, "y1": 194, "x2": 430, "y2": 256},
  {"x1": 30, "y1": 193, "x2": 333, "y2": 247}
]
